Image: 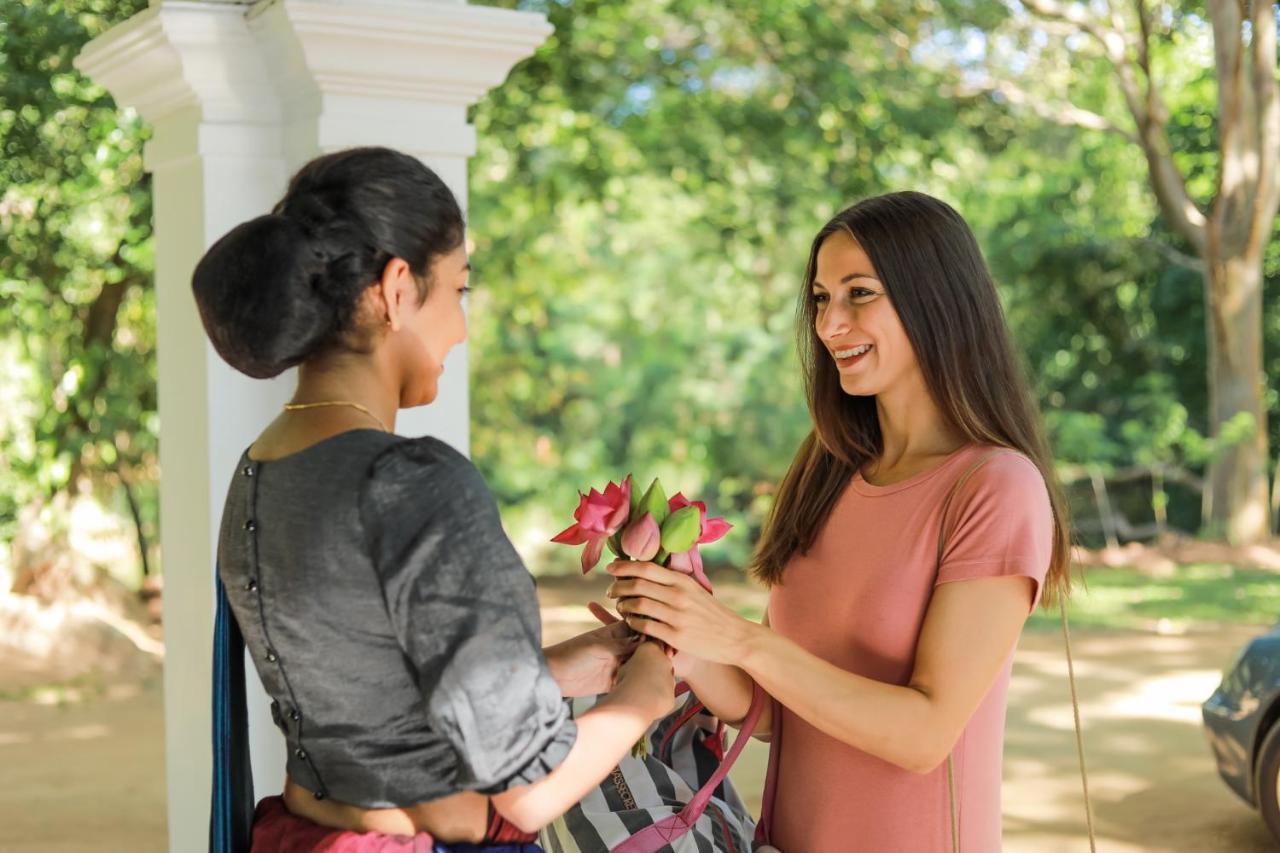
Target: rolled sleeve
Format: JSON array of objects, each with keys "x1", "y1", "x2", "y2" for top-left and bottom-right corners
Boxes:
[
  {"x1": 935, "y1": 451, "x2": 1054, "y2": 612},
  {"x1": 361, "y1": 437, "x2": 576, "y2": 792}
]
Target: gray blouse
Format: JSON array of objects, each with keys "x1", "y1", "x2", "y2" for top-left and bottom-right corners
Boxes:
[{"x1": 216, "y1": 429, "x2": 575, "y2": 808}]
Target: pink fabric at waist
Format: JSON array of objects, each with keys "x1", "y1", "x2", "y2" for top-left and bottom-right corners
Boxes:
[{"x1": 250, "y1": 795, "x2": 539, "y2": 852}]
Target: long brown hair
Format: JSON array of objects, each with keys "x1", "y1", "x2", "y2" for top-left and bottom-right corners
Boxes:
[{"x1": 750, "y1": 192, "x2": 1072, "y2": 606}]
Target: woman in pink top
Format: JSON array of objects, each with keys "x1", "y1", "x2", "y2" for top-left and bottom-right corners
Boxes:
[{"x1": 605, "y1": 191, "x2": 1073, "y2": 851}]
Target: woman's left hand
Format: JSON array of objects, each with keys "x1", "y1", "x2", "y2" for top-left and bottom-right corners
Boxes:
[
  {"x1": 606, "y1": 560, "x2": 759, "y2": 666},
  {"x1": 544, "y1": 606, "x2": 641, "y2": 698}
]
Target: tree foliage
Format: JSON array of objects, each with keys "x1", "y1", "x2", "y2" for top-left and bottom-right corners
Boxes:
[
  {"x1": 0, "y1": 0, "x2": 157, "y2": 579},
  {"x1": 935, "y1": 0, "x2": 1279, "y2": 543},
  {"x1": 468, "y1": 0, "x2": 1279, "y2": 563},
  {"x1": 2, "y1": 1, "x2": 1276, "y2": 584}
]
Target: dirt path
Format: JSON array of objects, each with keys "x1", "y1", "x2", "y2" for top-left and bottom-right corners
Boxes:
[
  {"x1": 538, "y1": 575, "x2": 1276, "y2": 852},
  {"x1": 0, "y1": 673, "x2": 167, "y2": 853},
  {"x1": 1001, "y1": 627, "x2": 1272, "y2": 852},
  {"x1": 0, "y1": 575, "x2": 1274, "y2": 851}
]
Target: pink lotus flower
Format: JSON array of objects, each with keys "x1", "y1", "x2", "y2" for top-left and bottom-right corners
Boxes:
[
  {"x1": 551, "y1": 476, "x2": 632, "y2": 573},
  {"x1": 668, "y1": 493, "x2": 732, "y2": 545},
  {"x1": 667, "y1": 546, "x2": 713, "y2": 593}
]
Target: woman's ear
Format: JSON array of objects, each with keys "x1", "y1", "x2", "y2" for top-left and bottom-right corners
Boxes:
[{"x1": 376, "y1": 258, "x2": 414, "y2": 332}]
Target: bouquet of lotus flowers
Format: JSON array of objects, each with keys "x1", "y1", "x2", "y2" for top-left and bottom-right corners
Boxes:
[
  {"x1": 551, "y1": 475, "x2": 731, "y2": 588},
  {"x1": 551, "y1": 476, "x2": 731, "y2": 756}
]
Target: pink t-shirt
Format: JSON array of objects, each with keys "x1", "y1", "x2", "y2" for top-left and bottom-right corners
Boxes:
[{"x1": 767, "y1": 444, "x2": 1053, "y2": 852}]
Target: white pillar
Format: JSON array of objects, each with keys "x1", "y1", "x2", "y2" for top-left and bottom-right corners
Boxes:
[{"x1": 75, "y1": 3, "x2": 550, "y2": 850}]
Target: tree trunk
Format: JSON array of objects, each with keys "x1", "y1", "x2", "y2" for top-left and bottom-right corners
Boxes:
[
  {"x1": 1271, "y1": 447, "x2": 1280, "y2": 535},
  {"x1": 1272, "y1": 449, "x2": 1280, "y2": 535},
  {"x1": 1010, "y1": 1, "x2": 1278, "y2": 542},
  {"x1": 118, "y1": 463, "x2": 151, "y2": 578},
  {"x1": 1203, "y1": 247, "x2": 1271, "y2": 543}
]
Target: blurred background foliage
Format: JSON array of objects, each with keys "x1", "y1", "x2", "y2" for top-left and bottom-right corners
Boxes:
[
  {"x1": 0, "y1": 0, "x2": 156, "y2": 593},
  {"x1": 1, "y1": 0, "x2": 1277, "y2": 585}
]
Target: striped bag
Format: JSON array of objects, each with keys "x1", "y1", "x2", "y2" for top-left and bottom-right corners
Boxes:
[{"x1": 541, "y1": 683, "x2": 764, "y2": 853}]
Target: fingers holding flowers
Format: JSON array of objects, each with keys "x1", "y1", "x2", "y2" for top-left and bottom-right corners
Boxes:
[
  {"x1": 544, "y1": 607, "x2": 642, "y2": 697},
  {"x1": 550, "y1": 476, "x2": 735, "y2": 750},
  {"x1": 605, "y1": 560, "x2": 755, "y2": 666}
]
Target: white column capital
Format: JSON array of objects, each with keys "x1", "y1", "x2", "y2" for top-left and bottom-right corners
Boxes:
[
  {"x1": 248, "y1": 0, "x2": 551, "y2": 162},
  {"x1": 251, "y1": 0, "x2": 551, "y2": 108},
  {"x1": 76, "y1": 3, "x2": 275, "y2": 122},
  {"x1": 74, "y1": 3, "x2": 283, "y2": 167},
  {"x1": 77, "y1": 0, "x2": 550, "y2": 168}
]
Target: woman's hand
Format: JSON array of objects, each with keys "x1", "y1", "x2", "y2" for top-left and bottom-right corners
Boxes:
[
  {"x1": 588, "y1": 597, "x2": 707, "y2": 681},
  {"x1": 493, "y1": 636, "x2": 674, "y2": 834},
  {"x1": 543, "y1": 606, "x2": 640, "y2": 698},
  {"x1": 606, "y1": 560, "x2": 762, "y2": 667},
  {"x1": 611, "y1": 639, "x2": 677, "y2": 721}
]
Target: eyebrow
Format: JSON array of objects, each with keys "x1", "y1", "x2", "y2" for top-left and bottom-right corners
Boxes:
[{"x1": 812, "y1": 273, "x2": 880, "y2": 289}]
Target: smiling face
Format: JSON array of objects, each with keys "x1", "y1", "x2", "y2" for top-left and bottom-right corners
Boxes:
[
  {"x1": 380, "y1": 244, "x2": 471, "y2": 407},
  {"x1": 811, "y1": 228, "x2": 920, "y2": 398}
]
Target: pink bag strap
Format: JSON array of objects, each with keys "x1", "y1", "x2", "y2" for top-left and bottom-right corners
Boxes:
[
  {"x1": 754, "y1": 693, "x2": 782, "y2": 844},
  {"x1": 657, "y1": 697, "x2": 710, "y2": 761},
  {"x1": 610, "y1": 680, "x2": 767, "y2": 853}
]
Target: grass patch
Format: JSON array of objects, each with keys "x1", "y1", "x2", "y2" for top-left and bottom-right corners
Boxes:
[
  {"x1": 1026, "y1": 562, "x2": 1280, "y2": 632},
  {"x1": 0, "y1": 673, "x2": 111, "y2": 705}
]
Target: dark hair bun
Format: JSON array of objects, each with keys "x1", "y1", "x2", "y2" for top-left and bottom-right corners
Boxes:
[
  {"x1": 192, "y1": 213, "x2": 345, "y2": 379},
  {"x1": 191, "y1": 147, "x2": 465, "y2": 379}
]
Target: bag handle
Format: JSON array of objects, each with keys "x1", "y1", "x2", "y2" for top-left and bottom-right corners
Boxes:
[
  {"x1": 657, "y1": 694, "x2": 718, "y2": 763},
  {"x1": 1059, "y1": 594, "x2": 1097, "y2": 850},
  {"x1": 211, "y1": 569, "x2": 255, "y2": 853},
  {"x1": 754, "y1": 691, "x2": 782, "y2": 844},
  {"x1": 935, "y1": 452, "x2": 996, "y2": 853},
  {"x1": 944, "y1": 608, "x2": 1096, "y2": 851},
  {"x1": 937, "y1": 452, "x2": 1096, "y2": 853},
  {"x1": 610, "y1": 680, "x2": 767, "y2": 853}
]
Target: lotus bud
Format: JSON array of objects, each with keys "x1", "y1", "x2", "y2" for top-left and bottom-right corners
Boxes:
[
  {"x1": 660, "y1": 505, "x2": 702, "y2": 554},
  {"x1": 620, "y1": 513, "x2": 662, "y2": 562},
  {"x1": 638, "y1": 478, "x2": 669, "y2": 526}
]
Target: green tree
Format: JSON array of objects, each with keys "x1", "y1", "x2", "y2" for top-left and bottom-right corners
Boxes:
[
  {"x1": 469, "y1": 0, "x2": 985, "y2": 566},
  {"x1": 468, "y1": 0, "x2": 1273, "y2": 559},
  {"x1": 0, "y1": 0, "x2": 157, "y2": 585},
  {"x1": 946, "y1": 0, "x2": 1279, "y2": 542}
]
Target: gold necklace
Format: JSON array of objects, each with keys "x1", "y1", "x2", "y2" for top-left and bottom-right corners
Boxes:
[{"x1": 282, "y1": 400, "x2": 390, "y2": 432}]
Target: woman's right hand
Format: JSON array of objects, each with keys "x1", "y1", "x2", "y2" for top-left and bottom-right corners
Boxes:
[
  {"x1": 612, "y1": 640, "x2": 676, "y2": 721},
  {"x1": 491, "y1": 639, "x2": 676, "y2": 834}
]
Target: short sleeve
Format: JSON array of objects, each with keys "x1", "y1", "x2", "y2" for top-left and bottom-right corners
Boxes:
[
  {"x1": 935, "y1": 451, "x2": 1053, "y2": 611},
  {"x1": 360, "y1": 437, "x2": 576, "y2": 794}
]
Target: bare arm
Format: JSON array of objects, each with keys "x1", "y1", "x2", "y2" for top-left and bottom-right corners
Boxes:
[
  {"x1": 609, "y1": 562, "x2": 1033, "y2": 774},
  {"x1": 736, "y1": 577, "x2": 1032, "y2": 772},
  {"x1": 490, "y1": 642, "x2": 673, "y2": 832},
  {"x1": 678, "y1": 610, "x2": 773, "y2": 740}
]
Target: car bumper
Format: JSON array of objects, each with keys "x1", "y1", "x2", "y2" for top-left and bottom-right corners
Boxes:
[{"x1": 1203, "y1": 686, "x2": 1257, "y2": 807}]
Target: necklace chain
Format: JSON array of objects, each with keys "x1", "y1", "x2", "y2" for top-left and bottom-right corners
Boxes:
[{"x1": 282, "y1": 400, "x2": 390, "y2": 432}]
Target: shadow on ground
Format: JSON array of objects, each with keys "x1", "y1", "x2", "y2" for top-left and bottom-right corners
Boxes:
[{"x1": 0, "y1": 574, "x2": 1274, "y2": 852}]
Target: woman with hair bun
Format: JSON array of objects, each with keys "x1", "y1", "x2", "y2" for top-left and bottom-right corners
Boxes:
[{"x1": 195, "y1": 147, "x2": 674, "y2": 851}]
